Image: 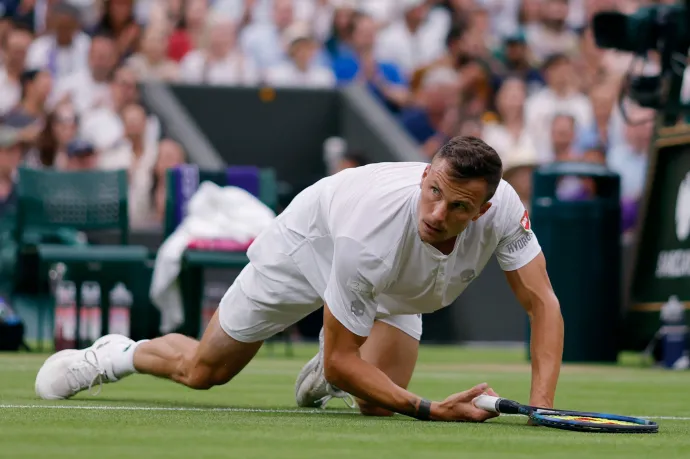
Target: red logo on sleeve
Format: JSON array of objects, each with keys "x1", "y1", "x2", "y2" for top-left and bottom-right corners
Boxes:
[{"x1": 520, "y1": 210, "x2": 531, "y2": 232}]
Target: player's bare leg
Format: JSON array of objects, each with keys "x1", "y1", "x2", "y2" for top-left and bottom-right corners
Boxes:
[
  {"x1": 355, "y1": 320, "x2": 419, "y2": 416},
  {"x1": 35, "y1": 310, "x2": 262, "y2": 399},
  {"x1": 295, "y1": 319, "x2": 419, "y2": 415},
  {"x1": 132, "y1": 311, "x2": 263, "y2": 389}
]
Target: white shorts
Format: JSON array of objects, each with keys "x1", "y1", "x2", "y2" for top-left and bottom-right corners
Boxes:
[{"x1": 218, "y1": 263, "x2": 422, "y2": 343}]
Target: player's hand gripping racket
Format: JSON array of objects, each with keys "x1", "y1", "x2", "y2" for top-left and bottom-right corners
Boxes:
[{"x1": 473, "y1": 395, "x2": 658, "y2": 433}]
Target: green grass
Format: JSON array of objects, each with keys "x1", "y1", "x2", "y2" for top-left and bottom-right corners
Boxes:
[{"x1": 0, "y1": 344, "x2": 689, "y2": 459}]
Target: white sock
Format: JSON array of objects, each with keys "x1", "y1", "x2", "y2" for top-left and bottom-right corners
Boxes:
[{"x1": 112, "y1": 339, "x2": 148, "y2": 379}]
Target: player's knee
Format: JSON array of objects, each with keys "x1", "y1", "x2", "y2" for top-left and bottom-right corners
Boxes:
[
  {"x1": 357, "y1": 400, "x2": 394, "y2": 417},
  {"x1": 178, "y1": 352, "x2": 231, "y2": 390},
  {"x1": 184, "y1": 368, "x2": 212, "y2": 390},
  {"x1": 183, "y1": 364, "x2": 231, "y2": 390}
]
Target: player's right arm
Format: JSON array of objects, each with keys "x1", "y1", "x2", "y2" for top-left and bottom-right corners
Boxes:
[
  {"x1": 321, "y1": 237, "x2": 498, "y2": 422},
  {"x1": 322, "y1": 305, "x2": 496, "y2": 421}
]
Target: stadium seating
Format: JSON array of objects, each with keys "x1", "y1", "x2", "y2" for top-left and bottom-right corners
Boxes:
[{"x1": 13, "y1": 167, "x2": 151, "y2": 349}]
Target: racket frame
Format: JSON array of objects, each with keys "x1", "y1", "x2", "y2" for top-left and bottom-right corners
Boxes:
[{"x1": 473, "y1": 395, "x2": 658, "y2": 433}]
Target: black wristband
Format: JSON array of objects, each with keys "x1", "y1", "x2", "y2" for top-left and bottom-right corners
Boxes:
[{"x1": 416, "y1": 398, "x2": 432, "y2": 421}]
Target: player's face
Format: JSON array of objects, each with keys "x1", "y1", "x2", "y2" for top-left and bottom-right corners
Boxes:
[{"x1": 418, "y1": 162, "x2": 492, "y2": 244}]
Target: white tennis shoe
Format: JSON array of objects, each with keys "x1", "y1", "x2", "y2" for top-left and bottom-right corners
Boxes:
[
  {"x1": 35, "y1": 334, "x2": 133, "y2": 400},
  {"x1": 295, "y1": 328, "x2": 356, "y2": 409}
]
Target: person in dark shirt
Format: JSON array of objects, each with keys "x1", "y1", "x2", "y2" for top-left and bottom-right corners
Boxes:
[{"x1": 492, "y1": 31, "x2": 545, "y2": 96}]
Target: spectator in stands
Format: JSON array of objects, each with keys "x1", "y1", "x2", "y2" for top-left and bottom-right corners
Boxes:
[
  {"x1": 4, "y1": 69, "x2": 52, "y2": 129},
  {"x1": 210, "y1": 0, "x2": 256, "y2": 30},
  {"x1": 607, "y1": 104, "x2": 655, "y2": 202},
  {"x1": 0, "y1": 126, "x2": 22, "y2": 217},
  {"x1": 355, "y1": 0, "x2": 397, "y2": 27},
  {"x1": 481, "y1": 77, "x2": 537, "y2": 164},
  {"x1": 483, "y1": 0, "x2": 521, "y2": 40},
  {"x1": 126, "y1": 25, "x2": 179, "y2": 82},
  {"x1": 264, "y1": 24, "x2": 335, "y2": 89},
  {"x1": 26, "y1": 2, "x2": 89, "y2": 87},
  {"x1": 79, "y1": 65, "x2": 140, "y2": 153},
  {"x1": 517, "y1": 0, "x2": 541, "y2": 31},
  {"x1": 51, "y1": 33, "x2": 118, "y2": 115},
  {"x1": 100, "y1": 102, "x2": 157, "y2": 173},
  {"x1": 323, "y1": 0, "x2": 357, "y2": 62},
  {"x1": 549, "y1": 113, "x2": 591, "y2": 201},
  {"x1": 492, "y1": 31, "x2": 544, "y2": 96},
  {"x1": 411, "y1": 22, "x2": 493, "y2": 118},
  {"x1": 524, "y1": 53, "x2": 593, "y2": 162},
  {"x1": 34, "y1": 100, "x2": 77, "y2": 168},
  {"x1": 374, "y1": 0, "x2": 446, "y2": 79},
  {"x1": 332, "y1": 12, "x2": 409, "y2": 112},
  {"x1": 133, "y1": 138, "x2": 186, "y2": 229},
  {"x1": 9, "y1": 0, "x2": 53, "y2": 35},
  {"x1": 550, "y1": 114, "x2": 578, "y2": 162},
  {"x1": 465, "y1": 3, "x2": 501, "y2": 53},
  {"x1": 400, "y1": 66, "x2": 460, "y2": 159},
  {"x1": 0, "y1": 25, "x2": 32, "y2": 117},
  {"x1": 240, "y1": 0, "x2": 298, "y2": 70},
  {"x1": 524, "y1": 0, "x2": 579, "y2": 66},
  {"x1": 441, "y1": 0, "x2": 476, "y2": 27},
  {"x1": 167, "y1": 0, "x2": 209, "y2": 62},
  {"x1": 63, "y1": 138, "x2": 97, "y2": 170},
  {"x1": 93, "y1": 0, "x2": 141, "y2": 60},
  {"x1": 575, "y1": 81, "x2": 617, "y2": 153},
  {"x1": 179, "y1": 13, "x2": 259, "y2": 86}
]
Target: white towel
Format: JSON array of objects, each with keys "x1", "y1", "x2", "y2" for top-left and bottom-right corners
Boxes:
[{"x1": 150, "y1": 181, "x2": 276, "y2": 333}]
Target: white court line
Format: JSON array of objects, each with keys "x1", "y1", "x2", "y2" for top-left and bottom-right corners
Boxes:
[
  {"x1": 0, "y1": 404, "x2": 355, "y2": 415},
  {"x1": 0, "y1": 404, "x2": 688, "y2": 420}
]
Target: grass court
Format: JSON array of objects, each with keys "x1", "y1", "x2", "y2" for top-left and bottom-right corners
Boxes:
[{"x1": 1, "y1": 344, "x2": 689, "y2": 459}]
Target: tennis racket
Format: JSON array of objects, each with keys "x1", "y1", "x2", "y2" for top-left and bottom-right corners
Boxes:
[{"x1": 473, "y1": 395, "x2": 658, "y2": 433}]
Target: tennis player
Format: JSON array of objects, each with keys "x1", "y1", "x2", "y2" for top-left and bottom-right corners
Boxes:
[{"x1": 34, "y1": 136, "x2": 564, "y2": 422}]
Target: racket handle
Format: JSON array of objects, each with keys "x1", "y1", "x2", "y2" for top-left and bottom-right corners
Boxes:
[{"x1": 473, "y1": 395, "x2": 500, "y2": 413}]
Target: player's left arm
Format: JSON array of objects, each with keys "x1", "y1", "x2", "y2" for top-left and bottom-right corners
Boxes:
[
  {"x1": 504, "y1": 252, "x2": 563, "y2": 409},
  {"x1": 494, "y1": 185, "x2": 563, "y2": 410}
]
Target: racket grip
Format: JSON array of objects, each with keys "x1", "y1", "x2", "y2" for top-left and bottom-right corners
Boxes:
[{"x1": 473, "y1": 395, "x2": 500, "y2": 413}]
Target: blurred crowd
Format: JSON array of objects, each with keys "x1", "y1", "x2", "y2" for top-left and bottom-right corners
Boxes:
[{"x1": 0, "y1": 0, "x2": 673, "y2": 232}]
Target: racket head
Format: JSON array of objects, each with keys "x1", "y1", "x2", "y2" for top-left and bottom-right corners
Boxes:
[{"x1": 529, "y1": 408, "x2": 658, "y2": 433}]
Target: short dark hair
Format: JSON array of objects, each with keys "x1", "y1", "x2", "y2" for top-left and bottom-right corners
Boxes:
[{"x1": 432, "y1": 136, "x2": 503, "y2": 202}]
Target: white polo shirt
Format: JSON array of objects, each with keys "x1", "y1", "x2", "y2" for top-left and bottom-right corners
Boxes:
[{"x1": 245, "y1": 162, "x2": 541, "y2": 337}]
